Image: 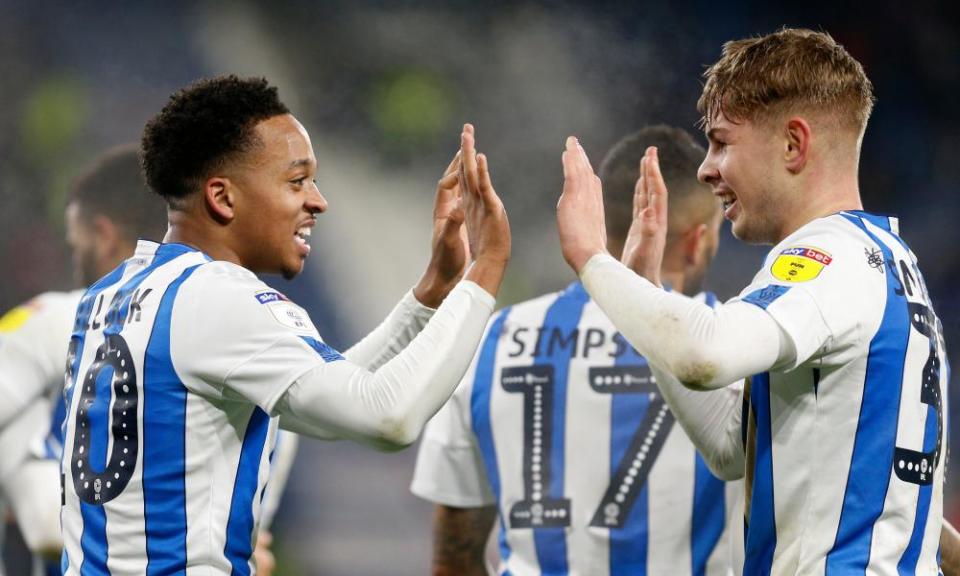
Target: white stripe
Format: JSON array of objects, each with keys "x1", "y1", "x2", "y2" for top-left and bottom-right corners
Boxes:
[{"x1": 647, "y1": 425, "x2": 695, "y2": 575}]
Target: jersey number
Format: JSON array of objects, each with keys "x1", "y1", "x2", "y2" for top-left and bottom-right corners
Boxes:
[
  {"x1": 67, "y1": 334, "x2": 139, "y2": 505},
  {"x1": 502, "y1": 365, "x2": 673, "y2": 529},
  {"x1": 892, "y1": 258, "x2": 944, "y2": 486}
]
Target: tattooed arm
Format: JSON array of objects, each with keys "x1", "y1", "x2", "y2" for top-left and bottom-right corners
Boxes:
[{"x1": 431, "y1": 504, "x2": 497, "y2": 576}]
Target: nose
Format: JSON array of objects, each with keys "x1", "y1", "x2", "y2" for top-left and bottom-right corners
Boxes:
[
  {"x1": 306, "y1": 183, "x2": 328, "y2": 215},
  {"x1": 697, "y1": 151, "x2": 718, "y2": 186}
]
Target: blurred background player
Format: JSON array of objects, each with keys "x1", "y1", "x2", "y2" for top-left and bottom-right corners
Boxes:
[
  {"x1": 59, "y1": 76, "x2": 510, "y2": 574},
  {"x1": 557, "y1": 29, "x2": 950, "y2": 574},
  {"x1": 412, "y1": 125, "x2": 743, "y2": 575},
  {"x1": 0, "y1": 146, "x2": 289, "y2": 575}
]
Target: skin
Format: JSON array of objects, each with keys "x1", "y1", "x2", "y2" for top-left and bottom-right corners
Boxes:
[
  {"x1": 65, "y1": 202, "x2": 137, "y2": 287},
  {"x1": 165, "y1": 116, "x2": 509, "y2": 301},
  {"x1": 697, "y1": 109, "x2": 863, "y2": 245},
  {"x1": 430, "y1": 505, "x2": 497, "y2": 576}
]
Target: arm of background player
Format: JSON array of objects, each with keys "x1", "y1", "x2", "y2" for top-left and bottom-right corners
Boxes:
[
  {"x1": 342, "y1": 290, "x2": 435, "y2": 370},
  {"x1": 0, "y1": 401, "x2": 62, "y2": 560},
  {"x1": 430, "y1": 505, "x2": 497, "y2": 576},
  {"x1": 259, "y1": 429, "x2": 299, "y2": 529},
  {"x1": 582, "y1": 255, "x2": 790, "y2": 390},
  {"x1": 0, "y1": 294, "x2": 74, "y2": 428},
  {"x1": 941, "y1": 521, "x2": 960, "y2": 576},
  {"x1": 648, "y1": 364, "x2": 745, "y2": 480},
  {"x1": 276, "y1": 280, "x2": 495, "y2": 450}
]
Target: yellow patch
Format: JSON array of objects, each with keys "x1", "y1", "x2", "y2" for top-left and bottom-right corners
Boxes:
[
  {"x1": 771, "y1": 246, "x2": 833, "y2": 283},
  {"x1": 0, "y1": 306, "x2": 36, "y2": 333}
]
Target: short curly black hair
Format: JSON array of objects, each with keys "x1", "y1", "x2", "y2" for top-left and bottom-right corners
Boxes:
[{"x1": 141, "y1": 75, "x2": 290, "y2": 203}]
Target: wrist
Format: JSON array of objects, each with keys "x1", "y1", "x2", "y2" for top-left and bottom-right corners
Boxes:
[{"x1": 413, "y1": 273, "x2": 460, "y2": 309}]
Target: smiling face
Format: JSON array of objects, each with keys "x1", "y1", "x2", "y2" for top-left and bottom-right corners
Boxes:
[
  {"x1": 697, "y1": 110, "x2": 787, "y2": 245},
  {"x1": 228, "y1": 114, "x2": 327, "y2": 278}
]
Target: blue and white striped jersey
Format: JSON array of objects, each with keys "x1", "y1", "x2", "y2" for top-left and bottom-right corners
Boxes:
[
  {"x1": 733, "y1": 211, "x2": 948, "y2": 575},
  {"x1": 412, "y1": 283, "x2": 741, "y2": 576},
  {"x1": 60, "y1": 241, "x2": 335, "y2": 575}
]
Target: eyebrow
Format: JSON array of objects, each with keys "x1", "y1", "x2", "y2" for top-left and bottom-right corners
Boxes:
[
  {"x1": 287, "y1": 158, "x2": 313, "y2": 170},
  {"x1": 705, "y1": 127, "x2": 727, "y2": 141}
]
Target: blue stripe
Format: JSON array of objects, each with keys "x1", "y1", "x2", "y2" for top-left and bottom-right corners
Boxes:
[
  {"x1": 532, "y1": 283, "x2": 589, "y2": 574},
  {"x1": 704, "y1": 291, "x2": 718, "y2": 308},
  {"x1": 743, "y1": 372, "x2": 776, "y2": 575},
  {"x1": 471, "y1": 308, "x2": 513, "y2": 566},
  {"x1": 897, "y1": 401, "x2": 938, "y2": 575},
  {"x1": 142, "y1": 262, "x2": 203, "y2": 575},
  {"x1": 224, "y1": 407, "x2": 272, "y2": 575},
  {"x1": 825, "y1": 214, "x2": 911, "y2": 573},
  {"x1": 742, "y1": 285, "x2": 791, "y2": 310},
  {"x1": 299, "y1": 335, "x2": 345, "y2": 362},
  {"x1": 64, "y1": 263, "x2": 127, "y2": 576},
  {"x1": 691, "y1": 455, "x2": 726, "y2": 576},
  {"x1": 609, "y1": 344, "x2": 651, "y2": 574}
]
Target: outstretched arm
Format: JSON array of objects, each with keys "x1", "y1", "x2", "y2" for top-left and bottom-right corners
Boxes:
[
  {"x1": 558, "y1": 139, "x2": 788, "y2": 390},
  {"x1": 275, "y1": 125, "x2": 510, "y2": 450}
]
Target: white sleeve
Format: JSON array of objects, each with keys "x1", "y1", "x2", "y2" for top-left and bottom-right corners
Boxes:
[
  {"x1": 0, "y1": 291, "x2": 78, "y2": 428},
  {"x1": 2, "y1": 458, "x2": 62, "y2": 558},
  {"x1": 648, "y1": 364, "x2": 745, "y2": 480},
  {"x1": 410, "y1": 349, "x2": 495, "y2": 507},
  {"x1": 580, "y1": 254, "x2": 790, "y2": 389},
  {"x1": 343, "y1": 289, "x2": 435, "y2": 370},
  {"x1": 259, "y1": 429, "x2": 299, "y2": 530},
  {"x1": 0, "y1": 399, "x2": 62, "y2": 558},
  {"x1": 274, "y1": 281, "x2": 495, "y2": 450}
]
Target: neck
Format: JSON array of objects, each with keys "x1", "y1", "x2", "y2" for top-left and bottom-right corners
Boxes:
[
  {"x1": 164, "y1": 209, "x2": 243, "y2": 266},
  {"x1": 776, "y1": 165, "x2": 863, "y2": 243},
  {"x1": 659, "y1": 267, "x2": 685, "y2": 295}
]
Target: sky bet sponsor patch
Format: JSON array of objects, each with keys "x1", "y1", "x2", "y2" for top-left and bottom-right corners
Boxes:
[
  {"x1": 255, "y1": 290, "x2": 289, "y2": 304},
  {"x1": 771, "y1": 246, "x2": 833, "y2": 282}
]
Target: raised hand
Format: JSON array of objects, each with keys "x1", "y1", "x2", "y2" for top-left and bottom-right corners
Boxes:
[
  {"x1": 557, "y1": 136, "x2": 609, "y2": 273},
  {"x1": 459, "y1": 124, "x2": 511, "y2": 297},
  {"x1": 413, "y1": 150, "x2": 470, "y2": 308},
  {"x1": 621, "y1": 147, "x2": 668, "y2": 285}
]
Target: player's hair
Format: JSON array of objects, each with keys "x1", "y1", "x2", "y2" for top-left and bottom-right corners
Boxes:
[
  {"x1": 698, "y1": 28, "x2": 875, "y2": 136},
  {"x1": 599, "y1": 125, "x2": 712, "y2": 246},
  {"x1": 69, "y1": 144, "x2": 169, "y2": 242},
  {"x1": 141, "y1": 75, "x2": 290, "y2": 203}
]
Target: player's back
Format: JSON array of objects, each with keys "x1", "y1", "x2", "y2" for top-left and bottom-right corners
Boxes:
[
  {"x1": 61, "y1": 241, "x2": 280, "y2": 575},
  {"x1": 469, "y1": 283, "x2": 738, "y2": 576},
  {"x1": 734, "y1": 212, "x2": 947, "y2": 575}
]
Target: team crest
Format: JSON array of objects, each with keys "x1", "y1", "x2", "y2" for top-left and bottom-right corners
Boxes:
[{"x1": 771, "y1": 246, "x2": 833, "y2": 282}]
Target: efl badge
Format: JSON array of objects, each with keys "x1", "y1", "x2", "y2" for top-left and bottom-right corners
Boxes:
[{"x1": 771, "y1": 246, "x2": 833, "y2": 282}]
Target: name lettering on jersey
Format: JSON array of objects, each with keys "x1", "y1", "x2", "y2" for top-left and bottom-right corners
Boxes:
[
  {"x1": 771, "y1": 246, "x2": 833, "y2": 282},
  {"x1": 87, "y1": 288, "x2": 154, "y2": 330},
  {"x1": 507, "y1": 324, "x2": 641, "y2": 360}
]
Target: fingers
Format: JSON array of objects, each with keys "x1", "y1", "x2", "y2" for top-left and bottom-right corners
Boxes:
[
  {"x1": 476, "y1": 153, "x2": 500, "y2": 208},
  {"x1": 460, "y1": 124, "x2": 480, "y2": 197},
  {"x1": 442, "y1": 150, "x2": 461, "y2": 177},
  {"x1": 644, "y1": 147, "x2": 668, "y2": 225}
]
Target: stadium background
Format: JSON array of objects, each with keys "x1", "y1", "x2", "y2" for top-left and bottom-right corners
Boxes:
[{"x1": 0, "y1": 1, "x2": 956, "y2": 573}]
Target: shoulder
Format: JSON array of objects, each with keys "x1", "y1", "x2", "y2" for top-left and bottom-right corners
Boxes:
[
  {"x1": 759, "y1": 214, "x2": 885, "y2": 289},
  {"x1": 0, "y1": 290, "x2": 82, "y2": 335}
]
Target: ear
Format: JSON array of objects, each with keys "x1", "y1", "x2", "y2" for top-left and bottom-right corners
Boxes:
[
  {"x1": 204, "y1": 176, "x2": 235, "y2": 223},
  {"x1": 682, "y1": 223, "x2": 708, "y2": 266},
  {"x1": 90, "y1": 215, "x2": 119, "y2": 261},
  {"x1": 784, "y1": 117, "x2": 811, "y2": 174}
]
